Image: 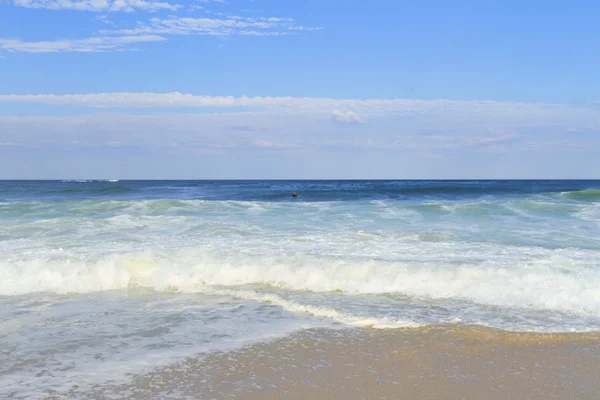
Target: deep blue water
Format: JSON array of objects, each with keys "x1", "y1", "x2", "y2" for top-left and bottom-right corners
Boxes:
[{"x1": 1, "y1": 179, "x2": 600, "y2": 202}]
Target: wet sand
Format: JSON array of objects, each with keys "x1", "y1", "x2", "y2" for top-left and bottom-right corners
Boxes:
[{"x1": 82, "y1": 327, "x2": 599, "y2": 400}]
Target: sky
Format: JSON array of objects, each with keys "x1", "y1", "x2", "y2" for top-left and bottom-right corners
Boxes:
[{"x1": 0, "y1": 0, "x2": 599, "y2": 179}]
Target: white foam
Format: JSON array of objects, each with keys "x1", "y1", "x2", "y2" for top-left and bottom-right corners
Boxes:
[
  {"x1": 576, "y1": 203, "x2": 600, "y2": 223},
  {"x1": 0, "y1": 291, "x2": 315, "y2": 399},
  {"x1": 0, "y1": 256, "x2": 131, "y2": 295},
  {"x1": 1, "y1": 250, "x2": 599, "y2": 318},
  {"x1": 203, "y1": 288, "x2": 422, "y2": 329}
]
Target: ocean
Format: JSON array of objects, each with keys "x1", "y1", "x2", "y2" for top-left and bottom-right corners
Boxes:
[{"x1": 1, "y1": 180, "x2": 599, "y2": 398}]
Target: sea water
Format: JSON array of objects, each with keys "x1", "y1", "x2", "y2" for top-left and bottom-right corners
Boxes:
[{"x1": 1, "y1": 180, "x2": 599, "y2": 397}]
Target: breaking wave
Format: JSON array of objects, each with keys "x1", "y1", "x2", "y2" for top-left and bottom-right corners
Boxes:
[
  {"x1": 1, "y1": 251, "x2": 598, "y2": 318},
  {"x1": 562, "y1": 188, "x2": 600, "y2": 201}
]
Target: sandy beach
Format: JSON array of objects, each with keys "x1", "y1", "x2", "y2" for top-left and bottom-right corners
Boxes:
[{"x1": 76, "y1": 326, "x2": 600, "y2": 400}]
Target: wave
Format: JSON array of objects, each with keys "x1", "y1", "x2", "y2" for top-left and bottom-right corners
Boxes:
[
  {"x1": 216, "y1": 181, "x2": 600, "y2": 202},
  {"x1": 60, "y1": 179, "x2": 119, "y2": 183},
  {"x1": 203, "y1": 288, "x2": 421, "y2": 329},
  {"x1": 3, "y1": 180, "x2": 600, "y2": 203},
  {"x1": 0, "y1": 196, "x2": 583, "y2": 217},
  {"x1": 508, "y1": 201, "x2": 578, "y2": 213},
  {"x1": 51, "y1": 186, "x2": 134, "y2": 195},
  {"x1": 1, "y1": 251, "x2": 598, "y2": 318},
  {"x1": 226, "y1": 185, "x2": 542, "y2": 202},
  {"x1": 562, "y1": 189, "x2": 600, "y2": 201}
]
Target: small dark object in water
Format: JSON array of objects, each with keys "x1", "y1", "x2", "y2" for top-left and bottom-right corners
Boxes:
[{"x1": 292, "y1": 192, "x2": 297, "y2": 198}]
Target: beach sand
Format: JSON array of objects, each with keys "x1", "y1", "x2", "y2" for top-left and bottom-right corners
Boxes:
[{"x1": 82, "y1": 326, "x2": 600, "y2": 400}]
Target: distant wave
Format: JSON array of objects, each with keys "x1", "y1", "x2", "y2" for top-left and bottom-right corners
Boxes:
[
  {"x1": 44, "y1": 186, "x2": 134, "y2": 195},
  {"x1": 0, "y1": 197, "x2": 589, "y2": 223},
  {"x1": 2, "y1": 180, "x2": 600, "y2": 202},
  {"x1": 244, "y1": 186, "x2": 538, "y2": 202},
  {"x1": 61, "y1": 179, "x2": 118, "y2": 183},
  {"x1": 562, "y1": 188, "x2": 600, "y2": 201},
  {"x1": 198, "y1": 183, "x2": 600, "y2": 202}
]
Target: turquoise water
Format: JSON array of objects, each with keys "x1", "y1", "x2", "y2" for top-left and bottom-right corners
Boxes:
[{"x1": 1, "y1": 180, "x2": 599, "y2": 397}]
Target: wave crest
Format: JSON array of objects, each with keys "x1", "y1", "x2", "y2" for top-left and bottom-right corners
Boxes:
[
  {"x1": 562, "y1": 189, "x2": 600, "y2": 201},
  {"x1": 1, "y1": 251, "x2": 598, "y2": 318}
]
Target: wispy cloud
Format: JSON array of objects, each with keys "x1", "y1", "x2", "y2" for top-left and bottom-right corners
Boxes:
[
  {"x1": 2, "y1": 8, "x2": 316, "y2": 53},
  {"x1": 3, "y1": 92, "x2": 597, "y2": 121},
  {"x1": 478, "y1": 133, "x2": 518, "y2": 144},
  {"x1": 253, "y1": 140, "x2": 298, "y2": 148},
  {"x1": 96, "y1": 15, "x2": 116, "y2": 26},
  {"x1": 228, "y1": 125, "x2": 271, "y2": 132},
  {"x1": 3, "y1": 95, "x2": 598, "y2": 158},
  {"x1": 0, "y1": 141, "x2": 25, "y2": 147},
  {"x1": 423, "y1": 132, "x2": 519, "y2": 148},
  {"x1": 1, "y1": 110, "x2": 597, "y2": 174},
  {"x1": 101, "y1": 15, "x2": 316, "y2": 37},
  {"x1": 0, "y1": 35, "x2": 166, "y2": 53},
  {"x1": 331, "y1": 110, "x2": 363, "y2": 124},
  {"x1": 12, "y1": 0, "x2": 181, "y2": 12}
]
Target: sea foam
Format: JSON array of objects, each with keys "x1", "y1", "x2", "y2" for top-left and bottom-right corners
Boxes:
[{"x1": 1, "y1": 249, "x2": 598, "y2": 318}]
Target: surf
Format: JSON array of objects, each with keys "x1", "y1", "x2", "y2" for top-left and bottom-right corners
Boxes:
[{"x1": 1, "y1": 249, "x2": 598, "y2": 318}]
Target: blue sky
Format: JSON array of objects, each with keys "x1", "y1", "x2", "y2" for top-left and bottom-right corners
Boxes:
[{"x1": 1, "y1": 0, "x2": 599, "y2": 179}]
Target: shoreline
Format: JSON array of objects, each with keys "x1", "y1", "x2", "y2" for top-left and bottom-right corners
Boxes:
[{"x1": 76, "y1": 326, "x2": 600, "y2": 400}]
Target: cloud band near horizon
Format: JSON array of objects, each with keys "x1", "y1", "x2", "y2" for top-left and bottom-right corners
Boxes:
[{"x1": 2, "y1": 92, "x2": 597, "y2": 116}]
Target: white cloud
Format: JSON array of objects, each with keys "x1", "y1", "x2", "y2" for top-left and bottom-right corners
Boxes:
[
  {"x1": 3, "y1": 92, "x2": 598, "y2": 123},
  {"x1": 2, "y1": 107, "x2": 599, "y2": 179},
  {"x1": 2, "y1": 98, "x2": 597, "y2": 152},
  {"x1": 0, "y1": 110, "x2": 597, "y2": 169},
  {"x1": 422, "y1": 131, "x2": 519, "y2": 148},
  {"x1": 253, "y1": 140, "x2": 298, "y2": 148},
  {"x1": 0, "y1": 35, "x2": 166, "y2": 53},
  {"x1": 96, "y1": 15, "x2": 116, "y2": 26},
  {"x1": 101, "y1": 15, "x2": 316, "y2": 37},
  {"x1": 1, "y1": 94, "x2": 599, "y2": 155},
  {"x1": 331, "y1": 110, "x2": 363, "y2": 124},
  {"x1": 0, "y1": 141, "x2": 24, "y2": 147},
  {"x1": 12, "y1": 0, "x2": 181, "y2": 12},
  {"x1": 477, "y1": 132, "x2": 518, "y2": 144},
  {"x1": 4, "y1": 4, "x2": 317, "y2": 54}
]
